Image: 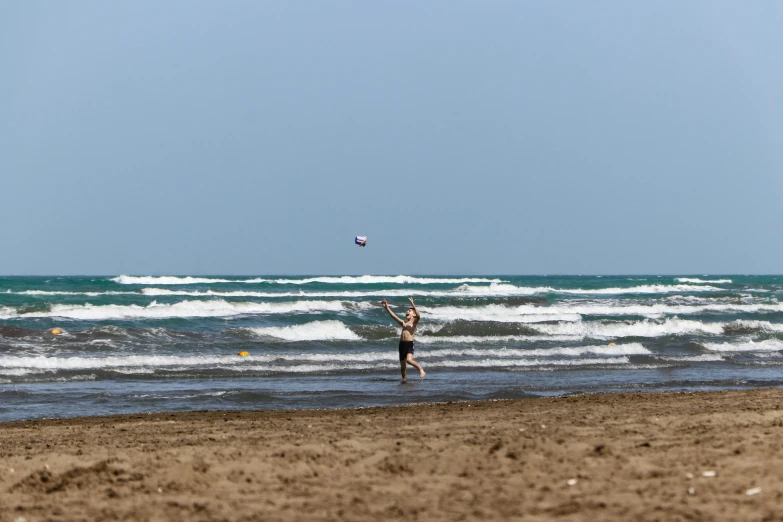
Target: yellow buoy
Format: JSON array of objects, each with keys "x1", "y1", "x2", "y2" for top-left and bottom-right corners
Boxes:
[
  {"x1": 50, "y1": 328, "x2": 63, "y2": 335},
  {"x1": 608, "y1": 342, "x2": 615, "y2": 346},
  {"x1": 238, "y1": 351, "x2": 249, "y2": 357}
]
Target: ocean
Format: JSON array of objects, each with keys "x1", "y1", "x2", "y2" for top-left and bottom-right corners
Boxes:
[{"x1": 1, "y1": 275, "x2": 782, "y2": 422}]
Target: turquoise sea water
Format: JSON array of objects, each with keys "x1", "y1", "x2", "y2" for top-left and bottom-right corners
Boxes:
[{"x1": 2, "y1": 275, "x2": 783, "y2": 422}]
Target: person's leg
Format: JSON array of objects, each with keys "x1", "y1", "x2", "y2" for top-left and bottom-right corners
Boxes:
[
  {"x1": 400, "y1": 359, "x2": 407, "y2": 382},
  {"x1": 406, "y1": 353, "x2": 425, "y2": 378}
]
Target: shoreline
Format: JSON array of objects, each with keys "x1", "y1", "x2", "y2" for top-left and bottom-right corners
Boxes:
[
  {"x1": 4, "y1": 388, "x2": 783, "y2": 520},
  {"x1": 0, "y1": 385, "x2": 768, "y2": 426}
]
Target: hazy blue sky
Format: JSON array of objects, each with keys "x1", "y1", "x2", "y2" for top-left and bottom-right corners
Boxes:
[{"x1": 2, "y1": 1, "x2": 782, "y2": 275}]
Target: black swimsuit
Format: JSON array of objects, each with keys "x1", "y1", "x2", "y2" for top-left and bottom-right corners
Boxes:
[{"x1": 398, "y1": 340, "x2": 414, "y2": 360}]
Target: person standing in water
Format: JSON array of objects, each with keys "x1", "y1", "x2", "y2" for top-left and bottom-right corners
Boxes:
[{"x1": 381, "y1": 297, "x2": 425, "y2": 382}]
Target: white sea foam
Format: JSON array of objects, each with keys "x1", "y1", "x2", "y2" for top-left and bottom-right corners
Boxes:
[
  {"x1": 663, "y1": 294, "x2": 764, "y2": 306},
  {"x1": 16, "y1": 290, "x2": 136, "y2": 296},
  {"x1": 366, "y1": 282, "x2": 717, "y2": 295},
  {"x1": 263, "y1": 276, "x2": 506, "y2": 285},
  {"x1": 418, "y1": 343, "x2": 650, "y2": 357},
  {"x1": 676, "y1": 278, "x2": 733, "y2": 284},
  {"x1": 530, "y1": 318, "x2": 724, "y2": 339},
  {"x1": 128, "y1": 390, "x2": 237, "y2": 399},
  {"x1": 63, "y1": 282, "x2": 732, "y2": 301},
  {"x1": 112, "y1": 275, "x2": 237, "y2": 285},
  {"x1": 5, "y1": 342, "x2": 46, "y2": 350},
  {"x1": 431, "y1": 357, "x2": 630, "y2": 368},
  {"x1": 421, "y1": 301, "x2": 783, "y2": 323},
  {"x1": 438, "y1": 283, "x2": 723, "y2": 297},
  {"x1": 14, "y1": 283, "x2": 732, "y2": 301},
  {"x1": 0, "y1": 343, "x2": 642, "y2": 374},
  {"x1": 142, "y1": 288, "x2": 280, "y2": 297},
  {"x1": 234, "y1": 363, "x2": 387, "y2": 373},
  {"x1": 87, "y1": 339, "x2": 119, "y2": 347},
  {"x1": 416, "y1": 334, "x2": 582, "y2": 344},
  {"x1": 221, "y1": 357, "x2": 631, "y2": 373},
  {"x1": 421, "y1": 305, "x2": 582, "y2": 323},
  {"x1": 655, "y1": 354, "x2": 725, "y2": 362},
  {"x1": 0, "y1": 368, "x2": 39, "y2": 376},
  {"x1": 264, "y1": 344, "x2": 647, "y2": 360},
  {"x1": 557, "y1": 284, "x2": 723, "y2": 295},
  {"x1": 0, "y1": 354, "x2": 232, "y2": 370},
  {"x1": 246, "y1": 351, "x2": 386, "y2": 363},
  {"x1": 422, "y1": 304, "x2": 581, "y2": 323},
  {"x1": 701, "y1": 339, "x2": 783, "y2": 353},
  {"x1": 140, "y1": 284, "x2": 535, "y2": 298},
  {"x1": 724, "y1": 320, "x2": 783, "y2": 333},
  {"x1": 113, "y1": 275, "x2": 505, "y2": 285},
  {"x1": 246, "y1": 320, "x2": 361, "y2": 341},
  {"x1": 0, "y1": 300, "x2": 353, "y2": 320},
  {"x1": 115, "y1": 275, "x2": 722, "y2": 297},
  {"x1": 454, "y1": 283, "x2": 542, "y2": 296}
]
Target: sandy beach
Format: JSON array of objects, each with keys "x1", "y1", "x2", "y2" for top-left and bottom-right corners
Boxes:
[{"x1": 3, "y1": 389, "x2": 783, "y2": 521}]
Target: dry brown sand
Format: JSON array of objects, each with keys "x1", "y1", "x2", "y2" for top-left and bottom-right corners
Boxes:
[{"x1": 3, "y1": 389, "x2": 783, "y2": 521}]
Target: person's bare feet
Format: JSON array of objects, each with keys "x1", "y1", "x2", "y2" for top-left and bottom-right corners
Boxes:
[
  {"x1": 419, "y1": 369, "x2": 426, "y2": 379},
  {"x1": 401, "y1": 377, "x2": 407, "y2": 383}
]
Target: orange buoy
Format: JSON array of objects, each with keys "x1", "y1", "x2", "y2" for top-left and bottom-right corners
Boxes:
[
  {"x1": 238, "y1": 351, "x2": 249, "y2": 357},
  {"x1": 50, "y1": 328, "x2": 63, "y2": 335}
]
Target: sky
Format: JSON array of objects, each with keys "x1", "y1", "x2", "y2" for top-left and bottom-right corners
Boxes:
[{"x1": 1, "y1": 1, "x2": 782, "y2": 275}]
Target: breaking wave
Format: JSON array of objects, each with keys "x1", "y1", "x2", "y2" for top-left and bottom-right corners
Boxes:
[
  {"x1": 0, "y1": 300, "x2": 355, "y2": 320},
  {"x1": 530, "y1": 318, "x2": 725, "y2": 339},
  {"x1": 246, "y1": 321, "x2": 361, "y2": 341},
  {"x1": 701, "y1": 339, "x2": 783, "y2": 353},
  {"x1": 113, "y1": 275, "x2": 505, "y2": 285},
  {"x1": 676, "y1": 278, "x2": 733, "y2": 284}
]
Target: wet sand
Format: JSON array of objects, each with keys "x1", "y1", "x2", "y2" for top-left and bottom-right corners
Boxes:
[{"x1": 3, "y1": 388, "x2": 783, "y2": 521}]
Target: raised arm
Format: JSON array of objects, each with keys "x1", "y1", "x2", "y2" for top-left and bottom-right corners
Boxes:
[
  {"x1": 408, "y1": 297, "x2": 421, "y2": 321},
  {"x1": 381, "y1": 299, "x2": 404, "y2": 326}
]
